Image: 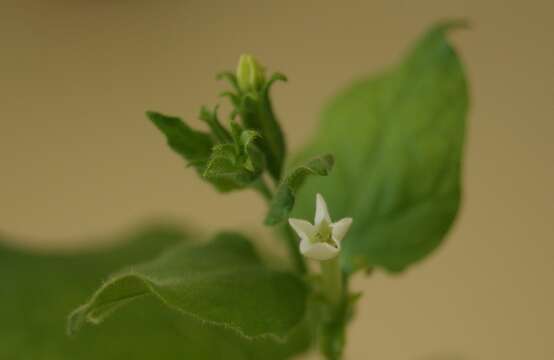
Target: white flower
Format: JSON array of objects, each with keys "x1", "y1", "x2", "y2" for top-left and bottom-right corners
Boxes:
[{"x1": 288, "y1": 193, "x2": 352, "y2": 261}]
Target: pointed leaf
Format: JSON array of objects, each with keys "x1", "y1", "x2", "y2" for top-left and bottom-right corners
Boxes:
[
  {"x1": 148, "y1": 111, "x2": 213, "y2": 166},
  {"x1": 199, "y1": 105, "x2": 233, "y2": 144}
]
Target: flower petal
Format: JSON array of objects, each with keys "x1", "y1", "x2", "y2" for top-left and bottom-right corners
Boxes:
[
  {"x1": 288, "y1": 218, "x2": 315, "y2": 242},
  {"x1": 331, "y1": 217, "x2": 353, "y2": 243},
  {"x1": 300, "y1": 239, "x2": 340, "y2": 261},
  {"x1": 315, "y1": 193, "x2": 331, "y2": 225}
]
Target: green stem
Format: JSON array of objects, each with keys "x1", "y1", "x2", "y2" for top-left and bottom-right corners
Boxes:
[
  {"x1": 320, "y1": 257, "x2": 346, "y2": 360},
  {"x1": 252, "y1": 178, "x2": 272, "y2": 202},
  {"x1": 320, "y1": 257, "x2": 342, "y2": 306},
  {"x1": 254, "y1": 177, "x2": 306, "y2": 274}
]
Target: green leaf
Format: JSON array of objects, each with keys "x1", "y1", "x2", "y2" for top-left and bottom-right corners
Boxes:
[
  {"x1": 149, "y1": 111, "x2": 264, "y2": 193},
  {"x1": 203, "y1": 130, "x2": 266, "y2": 191},
  {"x1": 199, "y1": 105, "x2": 233, "y2": 144},
  {"x1": 292, "y1": 21, "x2": 469, "y2": 273},
  {"x1": 203, "y1": 144, "x2": 248, "y2": 190},
  {"x1": 69, "y1": 232, "x2": 309, "y2": 340},
  {"x1": 219, "y1": 69, "x2": 288, "y2": 183},
  {"x1": 148, "y1": 111, "x2": 213, "y2": 168},
  {"x1": 241, "y1": 74, "x2": 287, "y2": 182},
  {"x1": 216, "y1": 70, "x2": 240, "y2": 92},
  {"x1": 265, "y1": 154, "x2": 335, "y2": 225},
  {"x1": 0, "y1": 224, "x2": 311, "y2": 359},
  {"x1": 240, "y1": 130, "x2": 266, "y2": 172}
]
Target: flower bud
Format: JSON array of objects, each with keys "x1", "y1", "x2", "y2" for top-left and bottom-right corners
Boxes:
[{"x1": 236, "y1": 54, "x2": 265, "y2": 93}]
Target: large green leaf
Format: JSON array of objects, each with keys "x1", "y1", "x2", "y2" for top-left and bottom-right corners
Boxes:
[
  {"x1": 69, "y1": 232, "x2": 309, "y2": 340},
  {"x1": 292, "y1": 21, "x2": 469, "y2": 273},
  {"x1": 0, "y1": 225, "x2": 311, "y2": 359}
]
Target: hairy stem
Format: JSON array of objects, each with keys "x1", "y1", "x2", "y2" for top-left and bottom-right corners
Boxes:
[
  {"x1": 320, "y1": 257, "x2": 342, "y2": 306},
  {"x1": 320, "y1": 258, "x2": 347, "y2": 360},
  {"x1": 252, "y1": 178, "x2": 272, "y2": 202}
]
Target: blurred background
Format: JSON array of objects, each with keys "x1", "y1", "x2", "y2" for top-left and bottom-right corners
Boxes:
[{"x1": 1, "y1": 0, "x2": 552, "y2": 359}]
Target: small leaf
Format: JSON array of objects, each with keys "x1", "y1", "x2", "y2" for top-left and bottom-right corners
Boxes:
[
  {"x1": 265, "y1": 154, "x2": 334, "y2": 225},
  {"x1": 216, "y1": 71, "x2": 239, "y2": 92},
  {"x1": 147, "y1": 111, "x2": 213, "y2": 170},
  {"x1": 220, "y1": 91, "x2": 240, "y2": 106},
  {"x1": 199, "y1": 105, "x2": 232, "y2": 144},
  {"x1": 292, "y1": 21, "x2": 469, "y2": 273},
  {"x1": 221, "y1": 68, "x2": 288, "y2": 183},
  {"x1": 240, "y1": 130, "x2": 266, "y2": 172},
  {"x1": 203, "y1": 129, "x2": 266, "y2": 191},
  {"x1": 265, "y1": 72, "x2": 288, "y2": 88},
  {"x1": 203, "y1": 144, "x2": 250, "y2": 190},
  {"x1": 241, "y1": 79, "x2": 287, "y2": 182},
  {"x1": 69, "y1": 232, "x2": 309, "y2": 340},
  {"x1": 149, "y1": 111, "x2": 259, "y2": 193}
]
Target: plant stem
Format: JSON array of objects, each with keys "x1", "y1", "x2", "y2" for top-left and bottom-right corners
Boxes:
[
  {"x1": 253, "y1": 178, "x2": 306, "y2": 274},
  {"x1": 252, "y1": 178, "x2": 272, "y2": 202},
  {"x1": 320, "y1": 257, "x2": 342, "y2": 306},
  {"x1": 319, "y1": 257, "x2": 346, "y2": 360}
]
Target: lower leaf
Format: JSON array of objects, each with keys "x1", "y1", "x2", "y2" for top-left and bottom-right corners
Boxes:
[
  {"x1": 0, "y1": 224, "x2": 312, "y2": 360},
  {"x1": 69, "y1": 232, "x2": 309, "y2": 340}
]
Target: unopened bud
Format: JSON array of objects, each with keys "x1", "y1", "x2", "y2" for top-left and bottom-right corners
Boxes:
[{"x1": 236, "y1": 54, "x2": 265, "y2": 93}]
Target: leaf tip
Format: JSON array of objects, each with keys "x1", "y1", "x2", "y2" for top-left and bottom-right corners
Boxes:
[
  {"x1": 66, "y1": 306, "x2": 87, "y2": 337},
  {"x1": 434, "y1": 18, "x2": 471, "y2": 34},
  {"x1": 145, "y1": 110, "x2": 158, "y2": 119},
  {"x1": 145, "y1": 111, "x2": 165, "y2": 127}
]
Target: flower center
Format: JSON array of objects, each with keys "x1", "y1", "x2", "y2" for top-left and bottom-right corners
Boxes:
[{"x1": 311, "y1": 222, "x2": 337, "y2": 248}]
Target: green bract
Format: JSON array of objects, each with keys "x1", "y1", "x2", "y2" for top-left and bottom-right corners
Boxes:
[{"x1": 291, "y1": 21, "x2": 469, "y2": 273}]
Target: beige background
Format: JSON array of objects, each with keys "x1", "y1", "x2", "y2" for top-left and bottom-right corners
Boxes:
[{"x1": 1, "y1": 0, "x2": 553, "y2": 359}]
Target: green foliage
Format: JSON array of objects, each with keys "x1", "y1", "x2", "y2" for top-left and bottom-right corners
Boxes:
[
  {"x1": 199, "y1": 105, "x2": 233, "y2": 143},
  {"x1": 148, "y1": 111, "x2": 213, "y2": 170},
  {"x1": 291, "y1": 21, "x2": 469, "y2": 273},
  {"x1": 3, "y1": 20, "x2": 469, "y2": 360},
  {"x1": 69, "y1": 232, "x2": 309, "y2": 340},
  {"x1": 219, "y1": 68, "x2": 288, "y2": 182},
  {"x1": 265, "y1": 154, "x2": 335, "y2": 225},
  {"x1": 149, "y1": 110, "x2": 266, "y2": 192},
  {"x1": 203, "y1": 121, "x2": 266, "y2": 190},
  {"x1": 0, "y1": 225, "x2": 311, "y2": 360}
]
